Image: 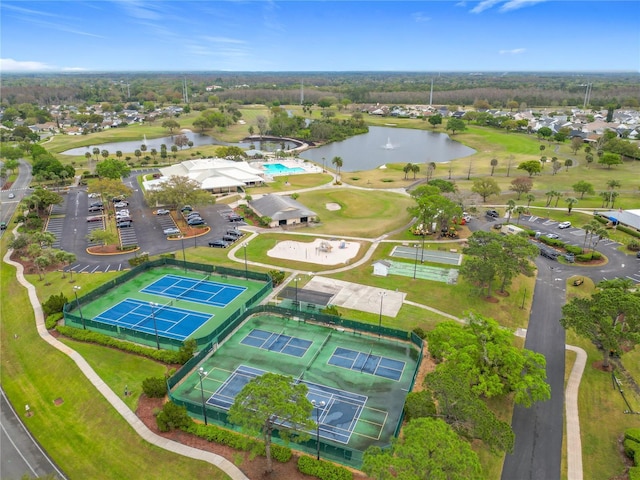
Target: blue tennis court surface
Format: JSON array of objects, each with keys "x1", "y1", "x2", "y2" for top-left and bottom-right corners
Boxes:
[
  {"x1": 141, "y1": 274, "x2": 246, "y2": 307},
  {"x1": 240, "y1": 329, "x2": 312, "y2": 357},
  {"x1": 328, "y1": 347, "x2": 405, "y2": 381},
  {"x1": 206, "y1": 365, "x2": 368, "y2": 444},
  {"x1": 94, "y1": 298, "x2": 212, "y2": 341}
]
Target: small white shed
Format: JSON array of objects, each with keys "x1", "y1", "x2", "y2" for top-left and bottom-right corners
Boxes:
[{"x1": 372, "y1": 260, "x2": 391, "y2": 277}]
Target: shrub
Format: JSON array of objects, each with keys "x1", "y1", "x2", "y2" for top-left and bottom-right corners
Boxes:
[
  {"x1": 156, "y1": 401, "x2": 192, "y2": 432},
  {"x1": 55, "y1": 325, "x2": 185, "y2": 364},
  {"x1": 45, "y1": 312, "x2": 63, "y2": 330},
  {"x1": 142, "y1": 377, "x2": 168, "y2": 398},
  {"x1": 403, "y1": 391, "x2": 436, "y2": 421},
  {"x1": 268, "y1": 270, "x2": 285, "y2": 286},
  {"x1": 129, "y1": 253, "x2": 149, "y2": 267},
  {"x1": 627, "y1": 240, "x2": 640, "y2": 252},
  {"x1": 565, "y1": 245, "x2": 583, "y2": 255},
  {"x1": 297, "y1": 456, "x2": 353, "y2": 480},
  {"x1": 412, "y1": 327, "x2": 426, "y2": 339},
  {"x1": 629, "y1": 467, "x2": 640, "y2": 480},
  {"x1": 175, "y1": 339, "x2": 197, "y2": 364},
  {"x1": 618, "y1": 224, "x2": 640, "y2": 239},
  {"x1": 590, "y1": 251, "x2": 602, "y2": 260},
  {"x1": 43, "y1": 293, "x2": 68, "y2": 316}
]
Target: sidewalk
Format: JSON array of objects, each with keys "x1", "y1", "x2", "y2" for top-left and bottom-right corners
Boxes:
[{"x1": 3, "y1": 236, "x2": 250, "y2": 480}]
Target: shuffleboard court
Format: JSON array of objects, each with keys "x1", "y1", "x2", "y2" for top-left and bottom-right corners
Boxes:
[
  {"x1": 240, "y1": 328, "x2": 312, "y2": 357},
  {"x1": 206, "y1": 365, "x2": 369, "y2": 444},
  {"x1": 141, "y1": 274, "x2": 246, "y2": 307},
  {"x1": 93, "y1": 298, "x2": 212, "y2": 340},
  {"x1": 328, "y1": 347, "x2": 406, "y2": 381},
  {"x1": 390, "y1": 245, "x2": 462, "y2": 266}
]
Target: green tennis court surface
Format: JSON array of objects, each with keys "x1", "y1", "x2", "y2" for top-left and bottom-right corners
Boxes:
[
  {"x1": 391, "y1": 245, "x2": 462, "y2": 265},
  {"x1": 173, "y1": 314, "x2": 420, "y2": 456},
  {"x1": 387, "y1": 259, "x2": 459, "y2": 284}
]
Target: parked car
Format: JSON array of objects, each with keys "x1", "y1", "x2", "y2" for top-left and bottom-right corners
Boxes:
[
  {"x1": 90, "y1": 202, "x2": 103, "y2": 208},
  {"x1": 8, "y1": 193, "x2": 15, "y2": 199},
  {"x1": 115, "y1": 216, "x2": 132, "y2": 223},
  {"x1": 187, "y1": 218, "x2": 205, "y2": 226},
  {"x1": 545, "y1": 233, "x2": 560, "y2": 239},
  {"x1": 87, "y1": 215, "x2": 103, "y2": 222},
  {"x1": 228, "y1": 214, "x2": 244, "y2": 222},
  {"x1": 114, "y1": 201, "x2": 129, "y2": 208},
  {"x1": 88, "y1": 206, "x2": 103, "y2": 213},
  {"x1": 155, "y1": 209, "x2": 170, "y2": 215},
  {"x1": 88, "y1": 193, "x2": 101, "y2": 198},
  {"x1": 186, "y1": 211, "x2": 200, "y2": 218},
  {"x1": 112, "y1": 197, "x2": 126, "y2": 203},
  {"x1": 116, "y1": 220, "x2": 132, "y2": 228},
  {"x1": 226, "y1": 229, "x2": 243, "y2": 237},
  {"x1": 492, "y1": 223, "x2": 503, "y2": 230},
  {"x1": 163, "y1": 227, "x2": 181, "y2": 235},
  {"x1": 485, "y1": 209, "x2": 499, "y2": 218},
  {"x1": 637, "y1": 252, "x2": 640, "y2": 259},
  {"x1": 208, "y1": 240, "x2": 229, "y2": 248},
  {"x1": 181, "y1": 205, "x2": 193, "y2": 212},
  {"x1": 222, "y1": 234, "x2": 237, "y2": 242},
  {"x1": 558, "y1": 221, "x2": 572, "y2": 229}
]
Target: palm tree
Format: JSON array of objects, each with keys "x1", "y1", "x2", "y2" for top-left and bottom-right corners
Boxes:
[
  {"x1": 84, "y1": 151, "x2": 91, "y2": 166},
  {"x1": 101, "y1": 149, "x2": 109, "y2": 161},
  {"x1": 506, "y1": 199, "x2": 516, "y2": 223},
  {"x1": 134, "y1": 149, "x2": 142, "y2": 163},
  {"x1": 411, "y1": 164, "x2": 420, "y2": 179},
  {"x1": 514, "y1": 205, "x2": 527, "y2": 225},
  {"x1": 116, "y1": 150, "x2": 123, "y2": 160},
  {"x1": 331, "y1": 156, "x2": 343, "y2": 180},
  {"x1": 150, "y1": 148, "x2": 157, "y2": 163},
  {"x1": 554, "y1": 192, "x2": 563, "y2": 208},
  {"x1": 426, "y1": 162, "x2": 436, "y2": 181},
  {"x1": 565, "y1": 197, "x2": 578, "y2": 215},
  {"x1": 403, "y1": 163, "x2": 412, "y2": 180},
  {"x1": 490, "y1": 158, "x2": 498, "y2": 176},
  {"x1": 525, "y1": 193, "x2": 535, "y2": 208},
  {"x1": 92, "y1": 147, "x2": 100, "y2": 161}
]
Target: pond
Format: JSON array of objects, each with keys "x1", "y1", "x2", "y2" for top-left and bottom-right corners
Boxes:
[
  {"x1": 61, "y1": 131, "x2": 299, "y2": 156},
  {"x1": 298, "y1": 126, "x2": 476, "y2": 172}
]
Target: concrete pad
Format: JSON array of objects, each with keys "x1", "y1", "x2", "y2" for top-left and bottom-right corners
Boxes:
[{"x1": 307, "y1": 277, "x2": 404, "y2": 318}]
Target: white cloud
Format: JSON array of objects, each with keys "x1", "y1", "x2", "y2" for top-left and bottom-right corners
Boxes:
[
  {"x1": 500, "y1": 0, "x2": 548, "y2": 12},
  {"x1": 412, "y1": 12, "x2": 431, "y2": 22},
  {"x1": 201, "y1": 36, "x2": 247, "y2": 45},
  {"x1": 62, "y1": 67, "x2": 89, "y2": 72},
  {"x1": 0, "y1": 58, "x2": 55, "y2": 72},
  {"x1": 470, "y1": 0, "x2": 502, "y2": 13},
  {"x1": 499, "y1": 48, "x2": 526, "y2": 55}
]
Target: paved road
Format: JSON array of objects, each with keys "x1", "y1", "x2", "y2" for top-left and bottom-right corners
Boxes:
[
  {"x1": 0, "y1": 388, "x2": 66, "y2": 480},
  {"x1": 1, "y1": 160, "x2": 32, "y2": 237},
  {"x1": 498, "y1": 213, "x2": 640, "y2": 480}
]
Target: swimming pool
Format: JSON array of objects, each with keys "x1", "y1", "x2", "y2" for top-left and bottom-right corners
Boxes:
[{"x1": 262, "y1": 163, "x2": 306, "y2": 175}]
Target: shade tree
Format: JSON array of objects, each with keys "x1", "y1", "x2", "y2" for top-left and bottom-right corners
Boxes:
[
  {"x1": 228, "y1": 373, "x2": 314, "y2": 473},
  {"x1": 517, "y1": 160, "x2": 542, "y2": 177},
  {"x1": 146, "y1": 175, "x2": 214, "y2": 210},
  {"x1": 471, "y1": 177, "x2": 501, "y2": 202},
  {"x1": 572, "y1": 180, "x2": 595, "y2": 198},
  {"x1": 509, "y1": 176, "x2": 533, "y2": 200}
]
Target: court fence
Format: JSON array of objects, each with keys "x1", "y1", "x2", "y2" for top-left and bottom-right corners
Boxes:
[
  {"x1": 167, "y1": 304, "x2": 424, "y2": 468},
  {"x1": 62, "y1": 258, "x2": 272, "y2": 350}
]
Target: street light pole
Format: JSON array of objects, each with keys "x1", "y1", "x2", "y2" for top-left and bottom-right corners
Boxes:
[
  {"x1": 149, "y1": 302, "x2": 160, "y2": 350},
  {"x1": 198, "y1": 367, "x2": 208, "y2": 425},
  {"x1": 242, "y1": 242, "x2": 248, "y2": 280},
  {"x1": 295, "y1": 276, "x2": 300, "y2": 310},
  {"x1": 378, "y1": 291, "x2": 386, "y2": 338},
  {"x1": 413, "y1": 244, "x2": 419, "y2": 279},
  {"x1": 311, "y1": 400, "x2": 325, "y2": 460},
  {"x1": 73, "y1": 285, "x2": 85, "y2": 330}
]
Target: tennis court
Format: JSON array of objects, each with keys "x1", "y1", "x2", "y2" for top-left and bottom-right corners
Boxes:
[
  {"x1": 240, "y1": 329, "x2": 312, "y2": 357},
  {"x1": 172, "y1": 314, "x2": 419, "y2": 459},
  {"x1": 205, "y1": 365, "x2": 367, "y2": 444},
  {"x1": 93, "y1": 298, "x2": 212, "y2": 341},
  {"x1": 328, "y1": 347, "x2": 405, "y2": 381},
  {"x1": 390, "y1": 245, "x2": 462, "y2": 266},
  {"x1": 141, "y1": 274, "x2": 246, "y2": 307}
]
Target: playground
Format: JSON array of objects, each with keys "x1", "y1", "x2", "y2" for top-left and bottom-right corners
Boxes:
[{"x1": 267, "y1": 238, "x2": 361, "y2": 265}]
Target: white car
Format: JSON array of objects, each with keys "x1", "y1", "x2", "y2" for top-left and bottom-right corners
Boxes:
[
  {"x1": 116, "y1": 211, "x2": 130, "y2": 219},
  {"x1": 155, "y1": 209, "x2": 170, "y2": 215},
  {"x1": 8, "y1": 193, "x2": 15, "y2": 199},
  {"x1": 163, "y1": 227, "x2": 181, "y2": 235},
  {"x1": 558, "y1": 221, "x2": 572, "y2": 229},
  {"x1": 88, "y1": 193, "x2": 101, "y2": 198},
  {"x1": 114, "y1": 201, "x2": 129, "y2": 208}
]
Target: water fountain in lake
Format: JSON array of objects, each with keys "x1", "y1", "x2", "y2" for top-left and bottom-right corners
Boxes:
[{"x1": 383, "y1": 137, "x2": 394, "y2": 149}]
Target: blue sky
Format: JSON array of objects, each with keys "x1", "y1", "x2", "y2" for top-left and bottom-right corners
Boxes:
[{"x1": 1, "y1": 1, "x2": 638, "y2": 72}]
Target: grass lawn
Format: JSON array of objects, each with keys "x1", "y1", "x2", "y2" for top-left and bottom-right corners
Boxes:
[{"x1": 0, "y1": 259, "x2": 229, "y2": 480}]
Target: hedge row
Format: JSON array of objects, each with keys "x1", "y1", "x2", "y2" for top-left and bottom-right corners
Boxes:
[
  {"x1": 55, "y1": 325, "x2": 183, "y2": 364},
  {"x1": 625, "y1": 428, "x2": 640, "y2": 480},
  {"x1": 297, "y1": 456, "x2": 353, "y2": 480},
  {"x1": 186, "y1": 423, "x2": 292, "y2": 463},
  {"x1": 45, "y1": 312, "x2": 64, "y2": 330}
]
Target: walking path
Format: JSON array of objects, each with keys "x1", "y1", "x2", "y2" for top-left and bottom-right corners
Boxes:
[
  {"x1": 3, "y1": 232, "x2": 250, "y2": 480},
  {"x1": 4, "y1": 167, "x2": 589, "y2": 480}
]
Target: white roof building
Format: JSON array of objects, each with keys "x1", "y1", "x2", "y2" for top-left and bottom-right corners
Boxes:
[{"x1": 154, "y1": 158, "x2": 265, "y2": 194}]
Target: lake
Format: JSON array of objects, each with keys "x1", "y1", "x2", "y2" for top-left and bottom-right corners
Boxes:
[{"x1": 298, "y1": 126, "x2": 476, "y2": 172}]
